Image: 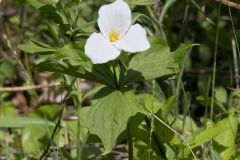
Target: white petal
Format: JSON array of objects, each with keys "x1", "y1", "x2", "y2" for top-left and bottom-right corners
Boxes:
[
  {"x1": 98, "y1": 0, "x2": 131, "y2": 39},
  {"x1": 115, "y1": 24, "x2": 150, "y2": 53},
  {"x1": 84, "y1": 33, "x2": 121, "y2": 64}
]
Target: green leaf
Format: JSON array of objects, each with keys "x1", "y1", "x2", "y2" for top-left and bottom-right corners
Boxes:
[
  {"x1": 213, "y1": 116, "x2": 238, "y2": 160},
  {"x1": 173, "y1": 116, "x2": 198, "y2": 133},
  {"x1": 18, "y1": 41, "x2": 56, "y2": 54},
  {"x1": 52, "y1": 42, "x2": 90, "y2": 66},
  {"x1": 129, "y1": 113, "x2": 165, "y2": 156},
  {"x1": 21, "y1": 105, "x2": 61, "y2": 155},
  {"x1": 81, "y1": 87, "x2": 139, "y2": 154},
  {"x1": 125, "y1": 0, "x2": 159, "y2": 6},
  {"x1": 82, "y1": 85, "x2": 104, "y2": 101},
  {"x1": 154, "y1": 116, "x2": 180, "y2": 145},
  {"x1": 34, "y1": 42, "x2": 118, "y2": 88},
  {"x1": 39, "y1": 5, "x2": 66, "y2": 25},
  {"x1": 37, "y1": 0, "x2": 58, "y2": 5},
  {"x1": 0, "y1": 103, "x2": 17, "y2": 118},
  {"x1": 158, "y1": 96, "x2": 176, "y2": 121},
  {"x1": 22, "y1": 125, "x2": 51, "y2": 155},
  {"x1": 107, "y1": 0, "x2": 159, "y2": 7},
  {"x1": 0, "y1": 117, "x2": 55, "y2": 128},
  {"x1": 209, "y1": 145, "x2": 223, "y2": 160},
  {"x1": 32, "y1": 105, "x2": 61, "y2": 121},
  {"x1": 143, "y1": 94, "x2": 162, "y2": 114},
  {"x1": 124, "y1": 37, "x2": 197, "y2": 84},
  {"x1": 63, "y1": 0, "x2": 80, "y2": 10},
  {"x1": 0, "y1": 59, "x2": 17, "y2": 80},
  {"x1": 27, "y1": 0, "x2": 45, "y2": 8},
  {"x1": 47, "y1": 22, "x2": 59, "y2": 42},
  {"x1": 0, "y1": 130, "x2": 4, "y2": 141},
  {"x1": 214, "y1": 86, "x2": 227, "y2": 104},
  {"x1": 191, "y1": 125, "x2": 227, "y2": 148}
]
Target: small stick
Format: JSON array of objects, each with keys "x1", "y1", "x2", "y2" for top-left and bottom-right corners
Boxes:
[{"x1": 0, "y1": 83, "x2": 58, "y2": 92}]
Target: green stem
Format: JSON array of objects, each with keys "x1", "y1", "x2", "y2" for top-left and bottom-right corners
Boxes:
[
  {"x1": 210, "y1": 2, "x2": 221, "y2": 120},
  {"x1": 76, "y1": 91, "x2": 81, "y2": 160},
  {"x1": 144, "y1": 117, "x2": 166, "y2": 159},
  {"x1": 111, "y1": 61, "x2": 120, "y2": 89},
  {"x1": 127, "y1": 124, "x2": 133, "y2": 160}
]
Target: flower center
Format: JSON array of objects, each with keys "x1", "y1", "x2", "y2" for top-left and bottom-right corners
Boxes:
[{"x1": 109, "y1": 30, "x2": 120, "y2": 42}]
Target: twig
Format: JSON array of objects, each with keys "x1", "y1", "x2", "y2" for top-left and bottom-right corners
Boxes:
[
  {"x1": 216, "y1": 0, "x2": 240, "y2": 10},
  {"x1": 0, "y1": 83, "x2": 58, "y2": 92}
]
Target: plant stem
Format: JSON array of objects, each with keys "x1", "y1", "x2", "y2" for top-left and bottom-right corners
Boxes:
[
  {"x1": 144, "y1": 117, "x2": 166, "y2": 158},
  {"x1": 127, "y1": 124, "x2": 133, "y2": 160},
  {"x1": 210, "y1": 2, "x2": 221, "y2": 120}
]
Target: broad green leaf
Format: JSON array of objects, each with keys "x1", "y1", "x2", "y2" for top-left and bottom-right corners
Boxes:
[
  {"x1": 81, "y1": 87, "x2": 139, "y2": 154},
  {"x1": 18, "y1": 42, "x2": 56, "y2": 54},
  {"x1": 213, "y1": 116, "x2": 238, "y2": 160},
  {"x1": 0, "y1": 117, "x2": 55, "y2": 128},
  {"x1": 124, "y1": 37, "x2": 197, "y2": 84},
  {"x1": 191, "y1": 125, "x2": 227, "y2": 148}
]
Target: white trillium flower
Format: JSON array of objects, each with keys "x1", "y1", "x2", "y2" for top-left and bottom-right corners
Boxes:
[{"x1": 84, "y1": 0, "x2": 150, "y2": 64}]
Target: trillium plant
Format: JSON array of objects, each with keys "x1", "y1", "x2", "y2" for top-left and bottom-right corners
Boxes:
[{"x1": 19, "y1": 0, "x2": 197, "y2": 158}]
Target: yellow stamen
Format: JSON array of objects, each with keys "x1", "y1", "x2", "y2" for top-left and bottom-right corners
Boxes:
[{"x1": 109, "y1": 30, "x2": 120, "y2": 42}]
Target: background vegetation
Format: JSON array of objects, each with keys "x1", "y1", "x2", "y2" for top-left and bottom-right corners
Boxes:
[{"x1": 0, "y1": 0, "x2": 240, "y2": 159}]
